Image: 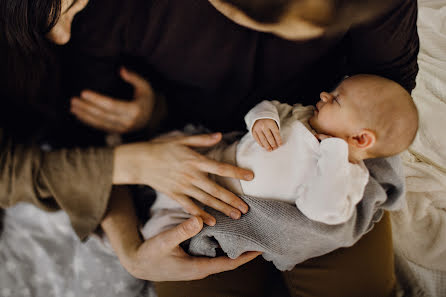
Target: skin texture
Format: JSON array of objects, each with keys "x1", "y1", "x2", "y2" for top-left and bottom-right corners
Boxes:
[
  {"x1": 71, "y1": 68, "x2": 157, "y2": 133},
  {"x1": 252, "y1": 119, "x2": 282, "y2": 151},
  {"x1": 112, "y1": 133, "x2": 254, "y2": 226},
  {"x1": 101, "y1": 186, "x2": 261, "y2": 281},
  {"x1": 47, "y1": 0, "x2": 90, "y2": 45},
  {"x1": 308, "y1": 79, "x2": 377, "y2": 163},
  {"x1": 208, "y1": 0, "x2": 326, "y2": 40}
]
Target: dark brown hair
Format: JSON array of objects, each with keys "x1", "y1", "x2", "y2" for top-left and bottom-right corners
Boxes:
[{"x1": 0, "y1": 0, "x2": 65, "y2": 113}]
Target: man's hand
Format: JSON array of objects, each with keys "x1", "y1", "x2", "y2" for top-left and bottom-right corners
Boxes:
[
  {"x1": 113, "y1": 133, "x2": 254, "y2": 225},
  {"x1": 252, "y1": 119, "x2": 282, "y2": 151},
  {"x1": 124, "y1": 217, "x2": 261, "y2": 281},
  {"x1": 102, "y1": 187, "x2": 260, "y2": 282},
  {"x1": 70, "y1": 68, "x2": 155, "y2": 134}
]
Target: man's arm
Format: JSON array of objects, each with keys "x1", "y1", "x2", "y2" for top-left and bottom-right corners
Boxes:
[
  {"x1": 347, "y1": 0, "x2": 419, "y2": 93},
  {"x1": 101, "y1": 186, "x2": 261, "y2": 281}
]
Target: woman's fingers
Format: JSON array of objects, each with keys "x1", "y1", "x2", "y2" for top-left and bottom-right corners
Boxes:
[
  {"x1": 171, "y1": 194, "x2": 216, "y2": 226},
  {"x1": 177, "y1": 133, "x2": 222, "y2": 147},
  {"x1": 120, "y1": 68, "x2": 152, "y2": 97},
  {"x1": 186, "y1": 182, "x2": 248, "y2": 220},
  {"x1": 191, "y1": 177, "x2": 248, "y2": 214},
  {"x1": 71, "y1": 98, "x2": 128, "y2": 132},
  {"x1": 80, "y1": 90, "x2": 128, "y2": 114},
  {"x1": 196, "y1": 157, "x2": 253, "y2": 181},
  {"x1": 184, "y1": 186, "x2": 241, "y2": 220}
]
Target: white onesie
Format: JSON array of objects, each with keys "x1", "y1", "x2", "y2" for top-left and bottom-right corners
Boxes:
[{"x1": 239, "y1": 100, "x2": 369, "y2": 224}]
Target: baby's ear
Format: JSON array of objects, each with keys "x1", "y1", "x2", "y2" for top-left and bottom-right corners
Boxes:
[{"x1": 348, "y1": 129, "x2": 376, "y2": 150}]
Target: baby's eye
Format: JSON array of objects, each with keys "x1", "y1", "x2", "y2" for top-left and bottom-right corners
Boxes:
[{"x1": 334, "y1": 96, "x2": 341, "y2": 106}]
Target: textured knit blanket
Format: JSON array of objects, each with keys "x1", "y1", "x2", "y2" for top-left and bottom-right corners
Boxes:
[{"x1": 189, "y1": 156, "x2": 405, "y2": 271}]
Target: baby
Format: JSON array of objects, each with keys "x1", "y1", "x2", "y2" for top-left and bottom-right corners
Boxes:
[{"x1": 142, "y1": 74, "x2": 418, "y2": 238}]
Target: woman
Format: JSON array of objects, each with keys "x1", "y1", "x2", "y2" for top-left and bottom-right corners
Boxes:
[
  {"x1": 0, "y1": 0, "x2": 258, "y2": 282},
  {"x1": 0, "y1": 0, "x2": 418, "y2": 295}
]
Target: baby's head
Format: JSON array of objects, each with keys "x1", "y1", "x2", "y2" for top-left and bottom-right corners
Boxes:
[{"x1": 309, "y1": 74, "x2": 418, "y2": 161}]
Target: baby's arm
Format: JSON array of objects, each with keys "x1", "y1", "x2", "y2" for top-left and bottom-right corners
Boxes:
[
  {"x1": 244, "y1": 100, "x2": 283, "y2": 151},
  {"x1": 295, "y1": 138, "x2": 369, "y2": 225}
]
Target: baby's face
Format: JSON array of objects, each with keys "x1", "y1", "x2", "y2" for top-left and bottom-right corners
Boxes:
[{"x1": 309, "y1": 78, "x2": 363, "y2": 138}]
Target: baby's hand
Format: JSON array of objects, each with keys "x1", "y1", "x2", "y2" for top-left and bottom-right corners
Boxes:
[
  {"x1": 252, "y1": 119, "x2": 282, "y2": 151},
  {"x1": 316, "y1": 133, "x2": 332, "y2": 141}
]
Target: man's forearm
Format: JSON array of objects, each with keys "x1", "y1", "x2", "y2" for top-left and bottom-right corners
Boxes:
[{"x1": 101, "y1": 186, "x2": 142, "y2": 267}]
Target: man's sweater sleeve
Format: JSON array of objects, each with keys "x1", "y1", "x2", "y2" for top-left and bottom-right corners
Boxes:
[
  {"x1": 347, "y1": 0, "x2": 419, "y2": 93},
  {"x1": 0, "y1": 128, "x2": 114, "y2": 240}
]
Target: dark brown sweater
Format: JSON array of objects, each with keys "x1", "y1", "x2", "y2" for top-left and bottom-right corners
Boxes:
[
  {"x1": 65, "y1": 0, "x2": 419, "y2": 132},
  {"x1": 0, "y1": 0, "x2": 419, "y2": 239}
]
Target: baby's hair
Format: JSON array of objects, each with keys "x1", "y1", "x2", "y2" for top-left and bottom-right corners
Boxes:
[{"x1": 349, "y1": 75, "x2": 418, "y2": 158}]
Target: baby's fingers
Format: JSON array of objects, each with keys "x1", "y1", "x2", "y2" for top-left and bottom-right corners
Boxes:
[
  {"x1": 271, "y1": 126, "x2": 282, "y2": 147},
  {"x1": 265, "y1": 129, "x2": 279, "y2": 150},
  {"x1": 255, "y1": 131, "x2": 273, "y2": 151}
]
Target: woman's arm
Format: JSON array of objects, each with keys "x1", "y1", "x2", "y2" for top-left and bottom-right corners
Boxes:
[
  {"x1": 101, "y1": 186, "x2": 261, "y2": 281},
  {"x1": 0, "y1": 127, "x2": 114, "y2": 240},
  {"x1": 0, "y1": 127, "x2": 253, "y2": 239}
]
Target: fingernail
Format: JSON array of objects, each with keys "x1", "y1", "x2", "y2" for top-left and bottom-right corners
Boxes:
[
  {"x1": 239, "y1": 204, "x2": 249, "y2": 214},
  {"x1": 206, "y1": 218, "x2": 216, "y2": 226},
  {"x1": 230, "y1": 210, "x2": 241, "y2": 220},
  {"x1": 245, "y1": 173, "x2": 253, "y2": 180},
  {"x1": 81, "y1": 91, "x2": 89, "y2": 98},
  {"x1": 212, "y1": 133, "x2": 220, "y2": 139}
]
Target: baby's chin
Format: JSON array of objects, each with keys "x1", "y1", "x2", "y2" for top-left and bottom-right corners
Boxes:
[{"x1": 309, "y1": 115, "x2": 318, "y2": 131}]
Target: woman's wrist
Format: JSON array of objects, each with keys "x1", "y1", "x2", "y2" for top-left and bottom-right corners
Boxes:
[{"x1": 112, "y1": 144, "x2": 140, "y2": 185}]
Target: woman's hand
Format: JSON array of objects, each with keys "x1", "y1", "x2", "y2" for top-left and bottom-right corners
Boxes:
[
  {"x1": 113, "y1": 133, "x2": 254, "y2": 225},
  {"x1": 70, "y1": 68, "x2": 155, "y2": 134}
]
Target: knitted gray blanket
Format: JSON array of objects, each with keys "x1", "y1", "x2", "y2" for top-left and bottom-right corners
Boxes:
[{"x1": 189, "y1": 156, "x2": 405, "y2": 271}]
